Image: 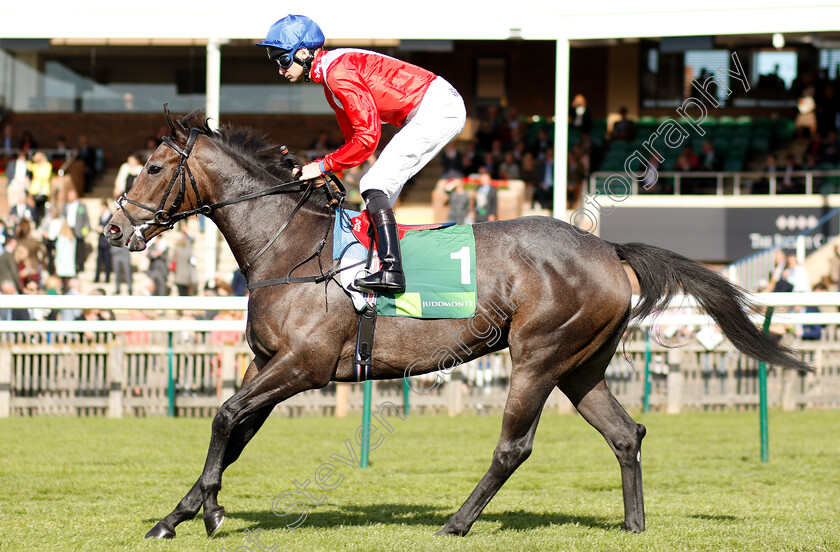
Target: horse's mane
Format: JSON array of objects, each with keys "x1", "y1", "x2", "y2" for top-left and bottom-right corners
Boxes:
[{"x1": 165, "y1": 107, "x2": 296, "y2": 182}]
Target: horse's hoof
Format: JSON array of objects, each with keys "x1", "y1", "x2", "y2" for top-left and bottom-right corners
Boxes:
[
  {"x1": 434, "y1": 525, "x2": 466, "y2": 537},
  {"x1": 621, "y1": 521, "x2": 645, "y2": 533},
  {"x1": 205, "y1": 507, "x2": 226, "y2": 537},
  {"x1": 145, "y1": 523, "x2": 175, "y2": 539}
]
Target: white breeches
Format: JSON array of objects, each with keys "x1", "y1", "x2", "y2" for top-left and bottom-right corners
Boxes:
[{"x1": 360, "y1": 76, "x2": 467, "y2": 206}]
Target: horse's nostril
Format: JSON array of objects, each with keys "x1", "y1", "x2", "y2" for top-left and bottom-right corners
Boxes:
[{"x1": 107, "y1": 224, "x2": 122, "y2": 236}]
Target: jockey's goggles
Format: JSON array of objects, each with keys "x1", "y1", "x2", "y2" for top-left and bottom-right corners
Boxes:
[{"x1": 266, "y1": 47, "x2": 296, "y2": 70}]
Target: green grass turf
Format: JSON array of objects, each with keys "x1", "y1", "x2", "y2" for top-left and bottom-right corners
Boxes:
[{"x1": 0, "y1": 409, "x2": 838, "y2": 551}]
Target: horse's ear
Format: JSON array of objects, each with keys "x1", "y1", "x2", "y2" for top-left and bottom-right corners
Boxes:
[
  {"x1": 163, "y1": 104, "x2": 176, "y2": 133},
  {"x1": 162, "y1": 103, "x2": 189, "y2": 142}
]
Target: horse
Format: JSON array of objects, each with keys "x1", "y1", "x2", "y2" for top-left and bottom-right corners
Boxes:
[{"x1": 105, "y1": 108, "x2": 810, "y2": 540}]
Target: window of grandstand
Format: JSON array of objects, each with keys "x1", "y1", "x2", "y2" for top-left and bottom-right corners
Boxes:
[
  {"x1": 819, "y1": 49, "x2": 840, "y2": 80},
  {"x1": 754, "y1": 50, "x2": 797, "y2": 90},
  {"x1": 641, "y1": 44, "x2": 732, "y2": 108},
  {"x1": 0, "y1": 45, "x2": 332, "y2": 115},
  {"x1": 683, "y1": 50, "x2": 732, "y2": 104}
]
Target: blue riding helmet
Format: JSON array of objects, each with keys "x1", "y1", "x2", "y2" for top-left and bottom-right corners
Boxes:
[{"x1": 256, "y1": 14, "x2": 325, "y2": 67}]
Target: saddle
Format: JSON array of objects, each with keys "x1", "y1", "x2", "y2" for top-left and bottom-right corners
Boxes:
[{"x1": 351, "y1": 211, "x2": 453, "y2": 382}]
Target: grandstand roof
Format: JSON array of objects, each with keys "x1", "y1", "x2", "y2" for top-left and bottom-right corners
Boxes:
[{"x1": 2, "y1": 1, "x2": 840, "y2": 42}]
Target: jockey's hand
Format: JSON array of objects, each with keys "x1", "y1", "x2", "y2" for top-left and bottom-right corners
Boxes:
[{"x1": 299, "y1": 162, "x2": 323, "y2": 181}]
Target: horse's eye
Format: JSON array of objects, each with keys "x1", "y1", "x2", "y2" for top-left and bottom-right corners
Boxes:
[{"x1": 147, "y1": 165, "x2": 163, "y2": 175}]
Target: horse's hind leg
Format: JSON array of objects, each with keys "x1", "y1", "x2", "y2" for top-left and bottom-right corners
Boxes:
[
  {"x1": 145, "y1": 404, "x2": 275, "y2": 539},
  {"x1": 559, "y1": 372, "x2": 646, "y2": 532},
  {"x1": 436, "y1": 373, "x2": 555, "y2": 537}
]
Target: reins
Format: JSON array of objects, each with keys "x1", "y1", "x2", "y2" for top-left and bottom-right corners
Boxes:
[{"x1": 115, "y1": 128, "x2": 349, "y2": 291}]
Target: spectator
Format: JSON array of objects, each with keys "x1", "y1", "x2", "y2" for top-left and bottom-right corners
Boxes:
[
  {"x1": 610, "y1": 107, "x2": 636, "y2": 141},
  {"x1": 146, "y1": 236, "x2": 170, "y2": 296},
  {"x1": 532, "y1": 128, "x2": 553, "y2": 159},
  {"x1": 113, "y1": 152, "x2": 144, "y2": 198},
  {"x1": 805, "y1": 131, "x2": 824, "y2": 161},
  {"x1": 41, "y1": 204, "x2": 62, "y2": 276},
  {"x1": 54, "y1": 222, "x2": 77, "y2": 292},
  {"x1": 794, "y1": 282, "x2": 826, "y2": 341},
  {"x1": 18, "y1": 131, "x2": 38, "y2": 152},
  {"x1": 2, "y1": 125, "x2": 14, "y2": 154},
  {"x1": 172, "y1": 230, "x2": 198, "y2": 296},
  {"x1": 480, "y1": 151, "x2": 498, "y2": 179},
  {"x1": 534, "y1": 148, "x2": 555, "y2": 209},
  {"x1": 6, "y1": 187, "x2": 35, "y2": 236},
  {"x1": 0, "y1": 279, "x2": 30, "y2": 321},
  {"x1": 26, "y1": 152, "x2": 52, "y2": 226},
  {"x1": 819, "y1": 129, "x2": 840, "y2": 164},
  {"x1": 474, "y1": 120, "x2": 496, "y2": 155},
  {"x1": 0, "y1": 237, "x2": 22, "y2": 293},
  {"x1": 58, "y1": 278, "x2": 82, "y2": 322},
  {"x1": 461, "y1": 141, "x2": 481, "y2": 176},
  {"x1": 785, "y1": 254, "x2": 811, "y2": 292},
  {"x1": 443, "y1": 179, "x2": 472, "y2": 225},
  {"x1": 62, "y1": 188, "x2": 91, "y2": 274},
  {"x1": 231, "y1": 270, "x2": 247, "y2": 297},
  {"x1": 94, "y1": 200, "x2": 113, "y2": 284},
  {"x1": 779, "y1": 155, "x2": 804, "y2": 194},
  {"x1": 22, "y1": 275, "x2": 50, "y2": 322},
  {"x1": 519, "y1": 151, "x2": 538, "y2": 207},
  {"x1": 112, "y1": 240, "x2": 133, "y2": 295},
  {"x1": 764, "y1": 248, "x2": 789, "y2": 292},
  {"x1": 473, "y1": 169, "x2": 498, "y2": 223},
  {"x1": 795, "y1": 86, "x2": 818, "y2": 139},
  {"x1": 642, "y1": 154, "x2": 663, "y2": 193},
  {"x1": 827, "y1": 241, "x2": 840, "y2": 292},
  {"x1": 751, "y1": 154, "x2": 780, "y2": 194},
  {"x1": 14, "y1": 219, "x2": 45, "y2": 283},
  {"x1": 77, "y1": 135, "x2": 98, "y2": 193},
  {"x1": 6, "y1": 151, "x2": 29, "y2": 216},
  {"x1": 498, "y1": 151, "x2": 521, "y2": 181},
  {"x1": 569, "y1": 94, "x2": 592, "y2": 132},
  {"x1": 440, "y1": 142, "x2": 465, "y2": 179},
  {"x1": 676, "y1": 145, "x2": 699, "y2": 171},
  {"x1": 567, "y1": 148, "x2": 585, "y2": 209},
  {"x1": 699, "y1": 140, "x2": 722, "y2": 171}
]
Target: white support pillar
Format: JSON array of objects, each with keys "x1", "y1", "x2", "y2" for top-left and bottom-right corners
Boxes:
[
  {"x1": 553, "y1": 38, "x2": 570, "y2": 223},
  {"x1": 205, "y1": 38, "x2": 226, "y2": 130},
  {"x1": 204, "y1": 38, "x2": 227, "y2": 282}
]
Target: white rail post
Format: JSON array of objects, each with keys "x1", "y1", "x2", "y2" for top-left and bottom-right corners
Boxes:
[
  {"x1": 107, "y1": 342, "x2": 124, "y2": 418},
  {"x1": 0, "y1": 342, "x2": 11, "y2": 417}
]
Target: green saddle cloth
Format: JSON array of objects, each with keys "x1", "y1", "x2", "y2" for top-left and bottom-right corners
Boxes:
[{"x1": 376, "y1": 224, "x2": 476, "y2": 319}]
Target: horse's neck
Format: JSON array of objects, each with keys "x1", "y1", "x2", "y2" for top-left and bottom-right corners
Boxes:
[{"x1": 208, "y1": 177, "x2": 332, "y2": 281}]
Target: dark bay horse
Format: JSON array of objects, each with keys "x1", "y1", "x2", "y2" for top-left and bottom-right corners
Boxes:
[{"x1": 105, "y1": 109, "x2": 810, "y2": 540}]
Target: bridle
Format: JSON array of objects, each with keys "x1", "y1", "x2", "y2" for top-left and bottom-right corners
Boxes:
[
  {"x1": 114, "y1": 127, "x2": 348, "y2": 290},
  {"x1": 116, "y1": 128, "x2": 205, "y2": 238}
]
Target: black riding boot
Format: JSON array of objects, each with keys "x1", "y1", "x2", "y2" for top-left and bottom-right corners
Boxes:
[{"x1": 355, "y1": 191, "x2": 406, "y2": 294}]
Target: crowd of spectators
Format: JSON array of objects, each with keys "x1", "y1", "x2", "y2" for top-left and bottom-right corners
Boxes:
[
  {"x1": 440, "y1": 103, "x2": 578, "y2": 219},
  {"x1": 0, "y1": 124, "x2": 239, "y2": 317}
]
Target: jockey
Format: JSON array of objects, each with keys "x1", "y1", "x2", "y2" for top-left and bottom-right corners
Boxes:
[{"x1": 257, "y1": 14, "x2": 467, "y2": 294}]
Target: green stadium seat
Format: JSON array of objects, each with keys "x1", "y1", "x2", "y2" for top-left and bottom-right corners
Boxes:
[
  {"x1": 724, "y1": 158, "x2": 744, "y2": 171},
  {"x1": 751, "y1": 136, "x2": 771, "y2": 152},
  {"x1": 775, "y1": 119, "x2": 796, "y2": 141}
]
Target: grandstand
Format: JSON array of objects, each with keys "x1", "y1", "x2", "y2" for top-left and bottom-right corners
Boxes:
[{"x1": 3, "y1": 5, "x2": 840, "y2": 289}]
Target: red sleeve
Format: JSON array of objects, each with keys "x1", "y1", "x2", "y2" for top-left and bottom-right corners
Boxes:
[{"x1": 320, "y1": 67, "x2": 381, "y2": 172}]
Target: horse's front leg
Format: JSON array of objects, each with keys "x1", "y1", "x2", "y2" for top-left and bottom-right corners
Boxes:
[
  {"x1": 197, "y1": 351, "x2": 328, "y2": 537},
  {"x1": 145, "y1": 405, "x2": 274, "y2": 538},
  {"x1": 146, "y1": 359, "x2": 272, "y2": 539}
]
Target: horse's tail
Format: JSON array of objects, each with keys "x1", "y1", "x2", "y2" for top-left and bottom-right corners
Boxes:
[{"x1": 611, "y1": 241, "x2": 811, "y2": 372}]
